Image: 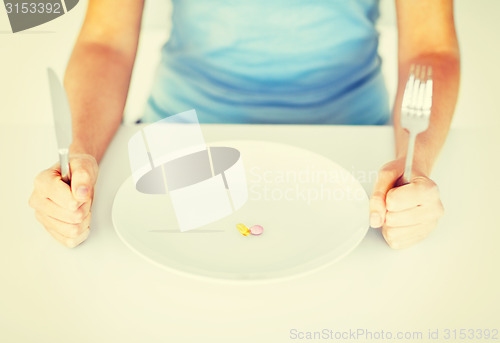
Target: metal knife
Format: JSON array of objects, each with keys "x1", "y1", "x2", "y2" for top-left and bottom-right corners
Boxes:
[{"x1": 47, "y1": 68, "x2": 72, "y2": 185}]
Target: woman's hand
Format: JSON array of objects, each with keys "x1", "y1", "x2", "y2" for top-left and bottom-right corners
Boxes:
[
  {"x1": 29, "y1": 154, "x2": 99, "y2": 248},
  {"x1": 369, "y1": 158, "x2": 444, "y2": 249}
]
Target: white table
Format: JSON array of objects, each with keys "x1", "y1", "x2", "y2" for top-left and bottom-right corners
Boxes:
[{"x1": 0, "y1": 124, "x2": 498, "y2": 343}]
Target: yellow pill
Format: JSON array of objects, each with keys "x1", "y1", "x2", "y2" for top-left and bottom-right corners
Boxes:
[{"x1": 236, "y1": 223, "x2": 250, "y2": 236}]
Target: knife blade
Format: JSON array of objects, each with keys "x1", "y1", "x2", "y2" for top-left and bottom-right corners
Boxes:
[{"x1": 47, "y1": 68, "x2": 72, "y2": 184}]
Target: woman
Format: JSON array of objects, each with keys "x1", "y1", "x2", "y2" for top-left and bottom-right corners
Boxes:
[{"x1": 29, "y1": 0, "x2": 460, "y2": 249}]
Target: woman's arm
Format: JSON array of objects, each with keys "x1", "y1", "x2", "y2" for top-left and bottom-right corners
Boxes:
[
  {"x1": 394, "y1": 0, "x2": 460, "y2": 175},
  {"x1": 66, "y1": 0, "x2": 145, "y2": 163},
  {"x1": 29, "y1": 0, "x2": 145, "y2": 248},
  {"x1": 369, "y1": 0, "x2": 460, "y2": 249}
]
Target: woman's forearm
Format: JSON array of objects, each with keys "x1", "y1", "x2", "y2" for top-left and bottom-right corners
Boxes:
[
  {"x1": 393, "y1": 52, "x2": 460, "y2": 176},
  {"x1": 64, "y1": 41, "x2": 136, "y2": 163}
]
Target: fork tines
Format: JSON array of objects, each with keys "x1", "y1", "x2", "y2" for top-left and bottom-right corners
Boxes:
[{"x1": 401, "y1": 64, "x2": 433, "y2": 117}]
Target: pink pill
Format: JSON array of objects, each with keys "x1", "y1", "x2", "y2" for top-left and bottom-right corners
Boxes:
[{"x1": 249, "y1": 225, "x2": 264, "y2": 235}]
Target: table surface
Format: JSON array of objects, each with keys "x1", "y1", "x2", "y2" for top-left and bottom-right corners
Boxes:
[{"x1": 0, "y1": 123, "x2": 498, "y2": 343}]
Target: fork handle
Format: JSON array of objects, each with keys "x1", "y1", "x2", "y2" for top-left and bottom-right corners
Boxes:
[{"x1": 402, "y1": 132, "x2": 417, "y2": 185}]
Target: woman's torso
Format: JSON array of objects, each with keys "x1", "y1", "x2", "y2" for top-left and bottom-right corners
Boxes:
[{"x1": 143, "y1": 0, "x2": 389, "y2": 124}]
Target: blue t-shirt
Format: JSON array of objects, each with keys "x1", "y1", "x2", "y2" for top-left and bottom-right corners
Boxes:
[{"x1": 142, "y1": 0, "x2": 389, "y2": 125}]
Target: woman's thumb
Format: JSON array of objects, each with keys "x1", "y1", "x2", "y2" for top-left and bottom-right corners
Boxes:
[
  {"x1": 369, "y1": 163, "x2": 401, "y2": 228},
  {"x1": 69, "y1": 155, "x2": 99, "y2": 202}
]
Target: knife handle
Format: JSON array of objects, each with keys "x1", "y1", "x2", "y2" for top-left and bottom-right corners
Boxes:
[{"x1": 59, "y1": 148, "x2": 71, "y2": 185}]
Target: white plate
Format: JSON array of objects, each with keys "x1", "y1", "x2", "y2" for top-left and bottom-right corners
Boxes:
[{"x1": 112, "y1": 141, "x2": 369, "y2": 282}]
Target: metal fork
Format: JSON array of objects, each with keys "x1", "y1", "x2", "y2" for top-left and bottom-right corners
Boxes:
[{"x1": 400, "y1": 64, "x2": 433, "y2": 185}]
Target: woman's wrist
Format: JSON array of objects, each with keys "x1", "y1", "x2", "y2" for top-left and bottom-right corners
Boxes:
[{"x1": 70, "y1": 141, "x2": 101, "y2": 164}]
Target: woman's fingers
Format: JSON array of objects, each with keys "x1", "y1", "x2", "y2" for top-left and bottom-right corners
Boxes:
[
  {"x1": 29, "y1": 193, "x2": 91, "y2": 224},
  {"x1": 33, "y1": 167, "x2": 82, "y2": 210},
  {"x1": 382, "y1": 195, "x2": 443, "y2": 249},
  {"x1": 369, "y1": 160, "x2": 404, "y2": 228},
  {"x1": 47, "y1": 226, "x2": 91, "y2": 248},
  {"x1": 29, "y1": 154, "x2": 99, "y2": 248},
  {"x1": 69, "y1": 154, "x2": 99, "y2": 203},
  {"x1": 35, "y1": 210, "x2": 91, "y2": 248},
  {"x1": 385, "y1": 200, "x2": 444, "y2": 228},
  {"x1": 386, "y1": 176, "x2": 441, "y2": 212},
  {"x1": 36, "y1": 210, "x2": 92, "y2": 238},
  {"x1": 382, "y1": 221, "x2": 439, "y2": 250},
  {"x1": 370, "y1": 158, "x2": 445, "y2": 249}
]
